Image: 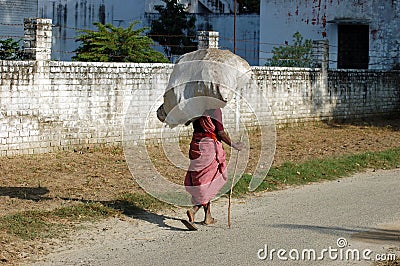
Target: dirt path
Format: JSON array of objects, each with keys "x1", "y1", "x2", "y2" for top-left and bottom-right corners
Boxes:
[{"x1": 30, "y1": 169, "x2": 400, "y2": 266}]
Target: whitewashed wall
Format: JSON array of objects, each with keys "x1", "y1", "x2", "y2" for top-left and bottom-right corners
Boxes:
[{"x1": 0, "y1": 60, "x2": 399, "y2": 156}]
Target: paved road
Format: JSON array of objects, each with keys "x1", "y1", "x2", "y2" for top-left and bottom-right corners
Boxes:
[{"x1": 31, "y1": 169, "x2": 400, "y2": 266}]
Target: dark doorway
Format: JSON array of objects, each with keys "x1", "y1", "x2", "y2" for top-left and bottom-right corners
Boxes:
[{"x1": 338, "y1": 24, "x2": 369, "y2": 69}]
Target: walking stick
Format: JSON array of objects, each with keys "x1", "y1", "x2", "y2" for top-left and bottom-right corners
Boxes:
[{"x1": 228, "y1": 136, "x2": 242, "y2": 228}]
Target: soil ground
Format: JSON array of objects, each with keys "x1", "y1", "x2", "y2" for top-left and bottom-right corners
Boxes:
[{"x1": 1, "y1": 117, "x2": 400, "y2": 264}]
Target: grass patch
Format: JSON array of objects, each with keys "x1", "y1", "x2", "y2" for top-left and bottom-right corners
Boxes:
[
  {"x1": 0, "y1": 212, "x2": 58, "y2": 240},
  {"x1": 116, "y1": 192, "x2": 172, "y2": 213},
  {"x1": 0, "y1": 203, "x2": 117, "y2": 240},
  {"x1": 0, "y1": 193, "x2": 172, "y2": 242},
  {"x1": 231, "y1": 147, "x2": 400, "y2": 196},
  {"x1": 51, "y1": 203, "x2": 117, "y2": 220}
]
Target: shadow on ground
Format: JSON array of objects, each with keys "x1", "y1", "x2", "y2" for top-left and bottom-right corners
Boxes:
[
  {"x1": 271, "y1": 224, "x2": 400, "y2": 244},
  {"x1": 103, "y1": 198, "x2": 187, "y2": 231},
  {"x1": 0, "y1": 187, "x2": 50, "y2": 201},
  {"x1": 323, "y1": 115, "x2": 400, "y2": 131},
  {"x1": 0, "y1": 186, "x2": 187, "y2": 231}
]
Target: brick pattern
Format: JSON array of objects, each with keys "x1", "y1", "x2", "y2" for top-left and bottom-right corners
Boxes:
[
  {"x1": 24, "y1": 18, "x2": 53, "y2": 61},
  {"x1": 0, "y1": 61, "x2": 399, "y2": 156}
]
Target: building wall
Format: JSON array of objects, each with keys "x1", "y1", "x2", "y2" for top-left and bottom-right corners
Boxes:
[
  {"x1": 260, "y1": 0, "x2": 400, "y2": 70},
  {"x1": 196, "y1": 14, "x2": 260, "y2": 65},
  {"x1": 0, "y1": 0, "x2": 38, "y2": 39},
  {"x1": 1, "y1": 60, "x2": 399, "y2": 156},
  {"x1": 145, "y1": 0, "x2": 236, "y2": 14},
  {"x1": 144, "y1": 13, "x2": 260, "y2": 65},
  {"x1": 37, "y1": 0, "x2": 147, "y2": 61},
  {"x1": 0, "y1": 1, "x2": 259, "y2": 65}
]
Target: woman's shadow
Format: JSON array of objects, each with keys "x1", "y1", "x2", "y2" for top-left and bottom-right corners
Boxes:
[
  {"x1": 0, "y1": 186, "x2": 50, "y2": 201},
  {"x1": 104, "y1": 198, "x2": 188, "y2": 232},
  {"x1": 0, "y1": 186, "x2": 187, "y2": 231}
]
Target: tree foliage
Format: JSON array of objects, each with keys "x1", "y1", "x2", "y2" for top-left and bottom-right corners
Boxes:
[
  {"x1": 265, "y1": 32, "x2": 313, "y2": 68},
  {"x1": 149, "y1": 0, "x2": 197, "y2": 60},
  {"x1": 73, "y1": 21, "x2": 169, "y2": 63},
  {"x1": 0, "y1": 38, "x2": 25, "y2": 60},
  {"x1": 238, "y1": 0, "x2": 260, "y2": 14}
]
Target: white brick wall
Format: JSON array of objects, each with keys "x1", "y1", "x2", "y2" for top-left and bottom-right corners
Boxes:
[{"x1": 0, "y1": 60, "x2": 399, "y2": 156}]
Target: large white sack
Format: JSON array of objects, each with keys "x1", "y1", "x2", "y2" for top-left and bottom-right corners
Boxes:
[{"x1": 157, "y1": 48, "x2": 252, "y2": 127}]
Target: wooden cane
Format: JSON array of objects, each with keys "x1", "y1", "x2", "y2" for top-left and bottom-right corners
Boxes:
[{"x1": 228, "y1": 136, "x2": 242, "y2": 228}]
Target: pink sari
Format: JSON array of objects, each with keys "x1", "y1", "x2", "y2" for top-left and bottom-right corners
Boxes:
[{"x1": 184, "y1": 116, "x2": 228, "y2": 206}]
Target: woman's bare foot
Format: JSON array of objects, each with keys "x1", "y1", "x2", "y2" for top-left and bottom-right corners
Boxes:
[
  {"x1": 187, "y1": 209, "x2": 195, "y2": 223},
  {"x1": 202, "y1": 202, "x2": 216, "y2": 225},
  {"x1": 202, "y1": 217, "x2": 217, "y2": 225},
  {"x1": 187, "y1": 205, "x2": 200, "y2": 223}
]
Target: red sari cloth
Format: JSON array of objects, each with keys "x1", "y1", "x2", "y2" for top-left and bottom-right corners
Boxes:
[{"x1": 184, "y1": 110, "x2": 228, "y2": 206}]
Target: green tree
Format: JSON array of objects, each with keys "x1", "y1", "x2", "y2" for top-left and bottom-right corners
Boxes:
[
  {"x1": 149, "y1": 0, "x2": 197, "y2": 60},
  {"x1": 266, "y1": 32, "x2": 313, "y2": 68},
  {"x1": 0, "y1": 38, "x2": 25, "y2": 60},
  {"x1": 73, "y1": 21, "x2": 169, "y2": 63},
  {"x1": 238, "y1": 0, "x2": 260, "y2": 14}
]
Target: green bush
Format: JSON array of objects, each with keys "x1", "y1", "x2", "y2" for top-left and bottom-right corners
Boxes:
[
  {"x1": 265, "y1": 32, "x2": 313, "y2": 68},
  {"x1": 73, "y1": 21, "x2": 169, "y2": 63},
  {"x1": 0, "y1": 38, "x2": 25, "y2": 60}
]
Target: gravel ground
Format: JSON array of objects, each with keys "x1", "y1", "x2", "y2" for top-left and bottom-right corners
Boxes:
[{"x1": 30, "y1": 168, "x2": 400, "y2": 266}]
